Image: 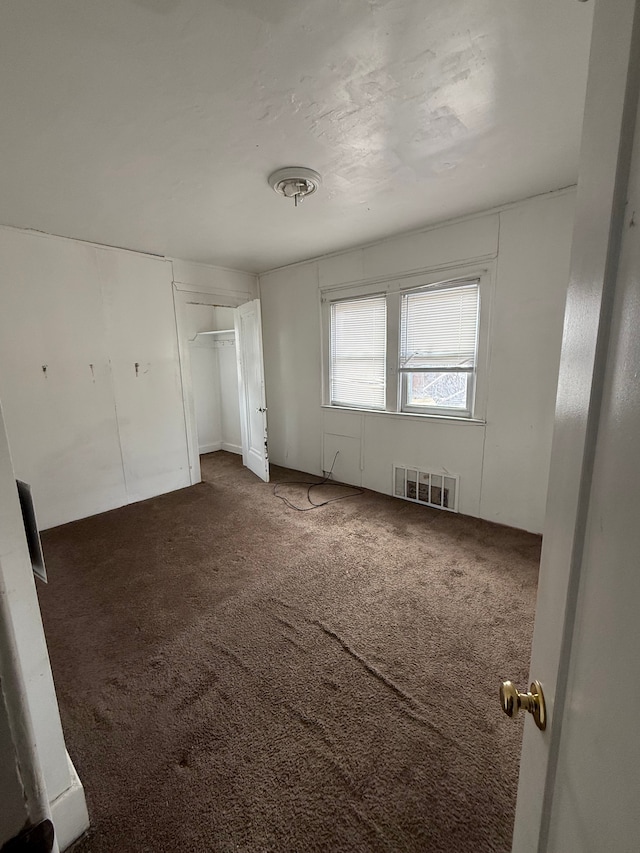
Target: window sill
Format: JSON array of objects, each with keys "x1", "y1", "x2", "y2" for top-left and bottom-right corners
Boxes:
[{"x1": 321, "y1": 404, "x2": 486, "y2": 425}]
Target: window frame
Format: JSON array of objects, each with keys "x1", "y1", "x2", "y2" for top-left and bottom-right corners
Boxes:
[
  {"x1": 328, "y1": 292, "x2": 388, "y2": 411},
  {"x1": 320, "y1": 264, "x2": 493, "y2": 423},
  {"x1": 398, "y1": 279, "x2": 480, "y2": 418}
]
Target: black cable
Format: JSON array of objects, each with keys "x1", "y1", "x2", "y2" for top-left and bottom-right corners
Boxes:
[{"x1": 272, "y1": 451, "x2": 364, "y2": 511}]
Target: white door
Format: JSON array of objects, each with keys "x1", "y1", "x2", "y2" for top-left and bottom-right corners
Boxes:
[
  {"x1": 235, "y1": 299, "x2": 269, "y2": 482},
  {"x1": 512, "y1": 1, "x2": 640, "y2": 850}
]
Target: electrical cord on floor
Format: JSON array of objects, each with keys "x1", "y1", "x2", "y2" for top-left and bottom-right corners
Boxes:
[{"x1": 273, "y1": 451, "x2": 364, "y2": 511}]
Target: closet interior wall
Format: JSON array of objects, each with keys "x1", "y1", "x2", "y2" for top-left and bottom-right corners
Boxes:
[{"x1": 187, "y1": 304, "x2": 242, "y2": 457}]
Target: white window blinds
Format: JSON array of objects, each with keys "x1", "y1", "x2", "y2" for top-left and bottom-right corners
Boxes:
[
  {"x1": 330, "y1": 295, "x2": 386, "y2": 409},
  {"x1": 400, "y1": 281, "x2": 479, "y2": 371}
]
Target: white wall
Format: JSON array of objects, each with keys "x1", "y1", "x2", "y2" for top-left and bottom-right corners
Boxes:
[
  {"x1": 0, "y1": 230, "x2": 257, "y2": 528},
  {"x1": 191, "y1": 343, "x2": 222, "y2": 453},
  {"x1": 0, "y1": 230, "x2": 128, "y2": 529},
  {"x1": 215, "y1": 307, "x2": 242, "y2": 455},
  {"x1": 187, "y1": 305, "x2": 223, "y2": 454},
  {"x1": 481, "y1": 199, "x2": 571, "y2": 531},
  {"x1": 260, "y1": 260, "x2": 324, "y2": 479},
  {"x1": 259, "y1": 190, "x2": 575, "y2": 533},
  {"x1": 98, "y1": 249, "x2": 189, "y2": 505},
  {"x1": 171, "y1": 259, "x2": 257, "y2": 301}
]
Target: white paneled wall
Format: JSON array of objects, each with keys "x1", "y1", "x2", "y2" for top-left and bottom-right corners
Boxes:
[
  {"x1": 97, "y1": 248, "x2": 190, "y2": 503},
  {"x1": 260, "y1": 190, "x2": 576, "y2": 533},
  {"x1": 258, "y1": 261, "x2": 323, "y2": 478},
  {"x1": 481, "y1": 198, "x2": 571, "y2": 530},
  {"x1": 0, "y1": 228, "x2": 256, "y2": 529},
  {"x1": 0, "y1": 230, "x2": 128, "y2": 528}
]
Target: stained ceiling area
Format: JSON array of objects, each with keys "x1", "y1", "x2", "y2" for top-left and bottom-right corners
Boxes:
[{"x1": 0, "y1": 0, "x2": 593, "y2": 272}]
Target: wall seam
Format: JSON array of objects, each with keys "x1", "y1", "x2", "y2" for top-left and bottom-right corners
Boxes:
[{"x1": 94, "y1": 248, "x2": 130, "y2": 503}]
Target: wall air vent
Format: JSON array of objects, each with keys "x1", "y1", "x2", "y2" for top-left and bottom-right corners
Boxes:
[{"x1": 393, "y1": 466, "x2": 460, "y2": 513}]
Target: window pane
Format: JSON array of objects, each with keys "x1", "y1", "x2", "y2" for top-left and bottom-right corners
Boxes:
[
  {"x1": 406, "y1": 371, "x2": 469, "y2": 409},
  {"x1": 400, "y1": 282, "x2": 479, "y2": 370},
  {"x1": 330, "y1": 296, "x2": 386, "y2": 409}
]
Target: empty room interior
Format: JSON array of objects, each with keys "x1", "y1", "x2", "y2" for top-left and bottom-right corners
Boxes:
[{"x1": 4, "y1": 2, "x2": 639, "y2": 852}]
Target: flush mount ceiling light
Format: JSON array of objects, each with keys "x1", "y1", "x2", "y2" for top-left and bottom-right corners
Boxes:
[{"x1": 268, "y1": 167, "x2": 322, "y2": 207}]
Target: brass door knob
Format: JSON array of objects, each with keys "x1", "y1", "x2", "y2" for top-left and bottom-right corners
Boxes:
[{"x1": 499, "y1": 680, "x2": 546, "y2": 731}]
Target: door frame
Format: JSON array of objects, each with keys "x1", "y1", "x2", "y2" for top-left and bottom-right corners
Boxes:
[
  {"x1": 0, "y1": 405, "x2": 90, "y2": 851},
  {"x1": 173, "y1": 285, "x2": 251, "y2": 485},
  {"x1": 513, "y1": 0, "x2": 640, "y2": 848}
]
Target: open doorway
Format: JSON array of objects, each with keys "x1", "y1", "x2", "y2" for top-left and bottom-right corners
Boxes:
[
  {"x1": 187, "y1": 304, "x2": 242, "y2": 459},
  {"x1": 174, "y1": 289, "x2": 270, "y2": 485}
]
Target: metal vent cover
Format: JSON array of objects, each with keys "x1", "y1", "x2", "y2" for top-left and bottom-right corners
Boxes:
[{"x1": 393, "y1": 465, "x2": 459, "y2": 512}]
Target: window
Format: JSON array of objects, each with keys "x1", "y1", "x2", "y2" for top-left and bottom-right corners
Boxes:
[
  {"x1": 324, "y1": 275, "x2": 483, "y2": 419},
  {"x1": 330, "y1": 295, "x2": 386, "y2": 409},
  {"x1": 399, "y1": 281, "x2": 479, "y2": 416}
]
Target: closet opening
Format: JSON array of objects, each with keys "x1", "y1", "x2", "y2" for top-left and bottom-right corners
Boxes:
[
  {"x1": 175, "y1": 289, "x2": 269, "y2": 485},
  {"x1": 186, "y1": 304, "x2": 243, "y2": 463}
]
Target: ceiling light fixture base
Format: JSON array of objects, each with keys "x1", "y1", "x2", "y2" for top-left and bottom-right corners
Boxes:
[{"x1": 269, "y1": 167, "x2": 322, "y2": 207}]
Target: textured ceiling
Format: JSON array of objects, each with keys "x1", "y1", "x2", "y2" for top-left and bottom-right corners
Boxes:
[{"x1": 0, "y1": 0, "x2": 593, "y2": 272}]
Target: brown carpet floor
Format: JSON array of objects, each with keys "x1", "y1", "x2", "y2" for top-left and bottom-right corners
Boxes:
[{"x1": 38, "y1": 451, "x2": 540, "y2": 853}]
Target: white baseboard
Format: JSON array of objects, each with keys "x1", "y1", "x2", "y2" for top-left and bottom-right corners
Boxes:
[
  {"x1": 199, "y1": 441, "x2": 222, "y2": 455},
  {"x1": 50, "y1": 754, "x2": 90, "y2": 851},
  {"x1": 199, "y1": 441, "x2": 241, "y2": 456},
  {"x1": 222, "y1": 442, "x2": 242, "y2": 455}
]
